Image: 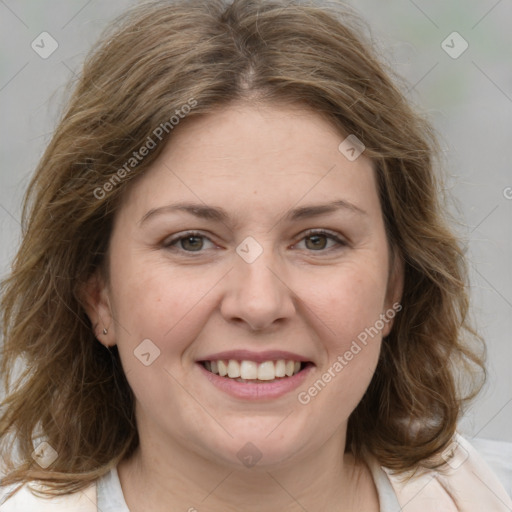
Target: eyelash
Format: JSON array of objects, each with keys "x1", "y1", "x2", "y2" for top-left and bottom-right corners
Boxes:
[{"x1": 162, "y1": 229, "x2": 348, "y2": 255}]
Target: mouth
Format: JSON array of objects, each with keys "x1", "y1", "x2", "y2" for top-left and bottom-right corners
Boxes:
[{"x1": 198, "y1": 359, "x2": 314, "y2": 384}]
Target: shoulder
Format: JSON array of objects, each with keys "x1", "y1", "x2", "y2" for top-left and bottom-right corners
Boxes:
[
  {"x1": 383, "y1": 434, "x2": 512, "y2": 511},
  {"x1": 0, "y1": 481, "x2": 96, "y2": 512},
  {"x1": 469, "y1": 435, "x2": 512, "y2": 496}
]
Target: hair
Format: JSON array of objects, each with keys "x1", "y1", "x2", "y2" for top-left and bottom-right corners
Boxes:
[{"x1": 0, "y1": 0, "x2": 485, "y2": 500}]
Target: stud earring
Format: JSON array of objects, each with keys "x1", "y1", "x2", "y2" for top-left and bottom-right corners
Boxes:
[{"x1": 102, "y1": 328, "x2": 108, "y2": 335}]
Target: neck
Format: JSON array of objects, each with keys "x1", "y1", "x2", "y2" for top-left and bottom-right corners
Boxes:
[{"x1": 117, "y1": 428, "x2": 378, "y2": 512}]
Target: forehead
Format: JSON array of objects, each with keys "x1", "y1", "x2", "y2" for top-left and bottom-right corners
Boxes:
[{"x1": 118, "y1": 102, "x2": 381, "y2": 225}]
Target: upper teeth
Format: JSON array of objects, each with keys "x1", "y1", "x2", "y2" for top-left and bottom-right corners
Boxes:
[{"x1": 204, "y1": 360, "x2": 302, "y2": 380}]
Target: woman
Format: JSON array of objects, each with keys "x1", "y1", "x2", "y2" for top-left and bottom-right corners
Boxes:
[{"x1": 1, "y1": 1, "x2": 511, "y2": 510}]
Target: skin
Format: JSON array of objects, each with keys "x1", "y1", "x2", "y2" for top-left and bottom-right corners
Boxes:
[{"x1": 84, "y1": 102, "x2": 403, "y2": 512}]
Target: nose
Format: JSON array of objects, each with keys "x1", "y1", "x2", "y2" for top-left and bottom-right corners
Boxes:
[{"x1": 220, "y1": 247, "x2": 296, "y2": 331}]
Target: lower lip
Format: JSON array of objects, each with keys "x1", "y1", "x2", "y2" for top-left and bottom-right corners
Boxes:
[{"x1": 196, "y1": 363, "x2": 314, "y2": 400}]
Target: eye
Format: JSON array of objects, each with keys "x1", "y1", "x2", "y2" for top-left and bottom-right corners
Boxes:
[
  {"x1": 295, "y1": 229, "x2": 348, "y2": 252},
  {"x1": 162, "y1": 231, "x2": 215, "y2": 253},
  {"x1": 162, "y1": 229, "x2": 347, "y2": 255}
]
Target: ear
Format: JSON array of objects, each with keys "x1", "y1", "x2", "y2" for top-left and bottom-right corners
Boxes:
[
  {"x1": 80, "y1": 270, "x2": 116, "y2": 347},
  {"x1": 381, "y1": 248, "x2": 404, "y2": 338}
]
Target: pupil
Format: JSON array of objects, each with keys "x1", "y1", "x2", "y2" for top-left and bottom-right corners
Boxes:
[
  {"x1": 183, "y1": 236, "x2": 202, "y2": 251},
  {"x1": 307, "y1": 235, "x2": 326, "y2": 250}
]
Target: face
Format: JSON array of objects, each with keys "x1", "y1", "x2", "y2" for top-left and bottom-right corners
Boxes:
[{"x1": 86, "y1": 102, "x2": 402, "y2": 469}]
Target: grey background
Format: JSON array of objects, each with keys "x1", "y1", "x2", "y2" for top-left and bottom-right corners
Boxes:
[{"x1": 0, "y1": 1, "x2": 511, "y2": 442}]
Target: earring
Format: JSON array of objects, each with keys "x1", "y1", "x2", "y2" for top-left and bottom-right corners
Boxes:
[{"x1": 102, "y1": 328, "x2": 108, "y2": 335}]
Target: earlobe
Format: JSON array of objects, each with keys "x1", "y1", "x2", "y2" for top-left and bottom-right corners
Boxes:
[{"x1": 80, "y1": 271, "x2": 116, "y2": 347}]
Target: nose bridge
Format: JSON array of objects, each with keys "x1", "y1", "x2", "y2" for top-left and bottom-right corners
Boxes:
[
  {"x1": 221, "y1": 236, "x2": 295, "y2": 330},
  {"x1": 239, "y1": 249, "x2": 280, "y2": 296},
  {"x1": 235, "y1": 238, "x2": 284, "y2": 302}
]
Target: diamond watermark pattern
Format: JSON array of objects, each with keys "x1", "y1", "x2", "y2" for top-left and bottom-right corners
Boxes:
[
  {"x1": 236, "y1": 236, "x2": 263, "y2": 264},
  {"x1": 31, "y1": 32, "x2": 59, "y2": 59},
  {"x1": 31, "y1": 441, "x2": 58, "y2": 468},
  {"x1": 134, "y1": 338, "x2": 161, "y2": 366},
  {"x1": 338, "y1": 134, "x2": 365, "y2": 161},
  {"x1": 441, "y1": 32, "x2": 469, "y2": 59},
  {"x1": 441, "y1": 440, "x2": 469, "y2": 470},
  {"x1": 236, "y1": 442, "x2": 263, "y2": 468}
]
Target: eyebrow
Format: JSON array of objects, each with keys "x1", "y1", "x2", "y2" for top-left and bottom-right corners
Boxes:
[{"x1": 139, "y1": 199, "x2": 367, "y2": 226}]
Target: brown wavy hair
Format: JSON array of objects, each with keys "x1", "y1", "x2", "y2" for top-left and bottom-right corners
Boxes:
[{"x1": 0, "y1": 0, "x2": 485, "y2": 499}]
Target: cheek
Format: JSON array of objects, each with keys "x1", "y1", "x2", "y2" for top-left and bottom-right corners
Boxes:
[
  {"x1": 108, "y1": 260, "x2": 209, "y2": 410},
  {"x1": 109, "y1": 257, "x2": 222, "y2": 363},
  {"x1": 111, "y1": 250, "x2": 186, "y2": 324},
  {"x1": 312, "y1": 258, "x2": 389, "y2": 348},
  {"x1": 299, "y1": 258, "x2": 387, "y2": 406},
  {"x1": 298, "y1": 304, "x2": 383, "y2": 422}
]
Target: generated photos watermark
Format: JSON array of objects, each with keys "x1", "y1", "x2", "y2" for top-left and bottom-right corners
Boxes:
[
  {"x1": 93, "y1": 98, "x2": 198, "y2": 200},
  {"x1": 297, "y1": 302, "x2": 402, "y2": 405}
]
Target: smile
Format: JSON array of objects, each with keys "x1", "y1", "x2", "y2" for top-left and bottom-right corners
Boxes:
[
  {"x1": 197, "y1": 359, "x2": 314, "y2": 400},
  {"x1": 200, "y1": 359, "x2": 307, "y2": 383}
]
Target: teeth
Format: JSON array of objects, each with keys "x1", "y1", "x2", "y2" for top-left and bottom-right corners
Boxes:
[
  {"x1": 240, "y1": 360, "x2": 258, "y2": 379},
  {"x1": 203, "y1": 359, "x2": 304, "y2": 381},
  {"x1": 218, "y1": 360, "x2": 228, "y2": 377},
  {"x1": 227, "y1": 360, "x2": 241, "y2": 378},
  {"x1": 275, "y1": 359, "x2": 286, "y2": 377},
  {"x1": 257, "y1": 361, "x2": 275, "y2": 380}
]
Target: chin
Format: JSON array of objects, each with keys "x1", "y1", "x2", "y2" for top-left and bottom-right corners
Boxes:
[{"x1": 199, "y1": 425, "x2": 311, "y2": 470}]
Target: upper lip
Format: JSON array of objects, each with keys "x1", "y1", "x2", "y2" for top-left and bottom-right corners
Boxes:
[{"x1": 197, "y1": 350, "x2": 313, "y2": 364}]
